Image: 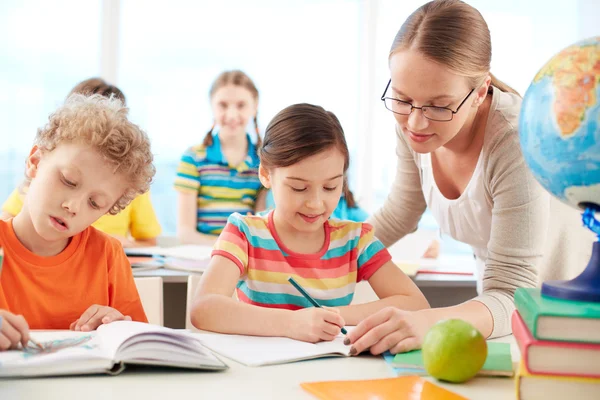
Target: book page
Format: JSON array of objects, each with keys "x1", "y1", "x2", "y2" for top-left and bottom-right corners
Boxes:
[
  {"x1": 0, "y1": 331, "x2": 111, "y2": 377},
  {"x1": 195, "y1": 330, "x2": 352, "y2": 367},
  {"x1": 97, "y1": 321, "x2": 227, "y2": 369}
]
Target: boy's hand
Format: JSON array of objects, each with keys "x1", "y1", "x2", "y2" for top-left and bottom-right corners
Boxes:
[
  {"x1": 112, "y1": 235, "x2": 136, "y2": 248},
  {"x1": 70, "y1": 305, "x2": 132, "y2": 332},
  {"x1": 0, "y1": 310, "x2": 31, "y2": 351},
  {"x1": 287, "y1": 308, "x2": 345, "y2": 343}
]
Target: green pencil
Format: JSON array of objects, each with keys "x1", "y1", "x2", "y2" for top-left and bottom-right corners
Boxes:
[{"x1": 288, "y1": 276, "x2": 348, "y2": 335}]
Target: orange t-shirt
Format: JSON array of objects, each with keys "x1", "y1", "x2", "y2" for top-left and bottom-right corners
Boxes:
[{"x1": 0, "y1": 219, "x2": 147, "y2": 329}]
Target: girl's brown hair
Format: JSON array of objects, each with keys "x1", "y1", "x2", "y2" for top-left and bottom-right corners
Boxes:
[
  {"x1": 390, "y1": 0, "x2": 520, "y2": 96},
  {"x1": 203, "y1": 70, "x2": 261, "y2": 149},
  {"x1": 259, "y1": 103, "x2": 357, "y2": 208},
  {"x1": 68, "y1": 77, "x2": 127, "y2": 104}
]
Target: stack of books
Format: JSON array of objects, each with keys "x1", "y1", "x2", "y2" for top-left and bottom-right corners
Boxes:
[{"x1": 512, "y1": 288, "x2": 600, "y2": 399}]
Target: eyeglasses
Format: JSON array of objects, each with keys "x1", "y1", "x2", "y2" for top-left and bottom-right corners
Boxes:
[{"x1": 380, "y1": 79, "x2": 474, "y2": 122}]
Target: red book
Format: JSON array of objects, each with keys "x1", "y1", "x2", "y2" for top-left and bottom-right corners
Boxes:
[{"x1": 512, "y1": 310, "x2": 600, "y2": 378}]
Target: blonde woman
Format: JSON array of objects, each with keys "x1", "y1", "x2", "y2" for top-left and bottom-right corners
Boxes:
[{"x1": 345, "y1": 0, "x2": 594, "y2": 355}]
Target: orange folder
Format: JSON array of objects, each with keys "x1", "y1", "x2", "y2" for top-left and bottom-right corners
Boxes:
[{"x1": 301, "y1": 376, "x2": 467, "y2": 400}]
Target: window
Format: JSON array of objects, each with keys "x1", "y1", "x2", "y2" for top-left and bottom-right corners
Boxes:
[
  {"x1": 119, "y1": 0, "x2": 362, "y2": 234},
  {"x1": 0, "y1": 0, "x2": 101, "y2": 203}
]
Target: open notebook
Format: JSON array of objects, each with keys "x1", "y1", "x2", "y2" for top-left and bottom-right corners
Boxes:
[
  {"x1": 0, "y1": 321, "x2": 228, "y2": 378},
  {"x1": 195, "y1": 329, "x2": 356, "y2": 367}
]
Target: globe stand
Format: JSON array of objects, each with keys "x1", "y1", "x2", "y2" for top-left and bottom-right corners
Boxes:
[{"x1": 542, "y1": 206, "x2": 600, "y2": 303}]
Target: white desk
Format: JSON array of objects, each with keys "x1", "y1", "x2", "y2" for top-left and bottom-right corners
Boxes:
[
  {"x1": 0, "y1": 336, "x2": 518, "y2": 400},
  {"x1": 133, "y1": 268, "x2": 478, "y2": 329},
  {"x1": 133, "y1": 267, "x2": 478, "y2": 288}
]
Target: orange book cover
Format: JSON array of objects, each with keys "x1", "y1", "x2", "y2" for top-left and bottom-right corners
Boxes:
[{"x1": 301, "y1": 376, "x2": 467, "y2": 400}]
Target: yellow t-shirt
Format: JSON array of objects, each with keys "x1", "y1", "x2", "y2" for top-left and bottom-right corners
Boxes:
[{"x1": 2, "y1": 188, "x2": 161, "y2": 239}]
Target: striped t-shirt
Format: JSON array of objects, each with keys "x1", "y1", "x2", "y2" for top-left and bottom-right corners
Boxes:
[
  {"x1": 212, "y1": 211, "x2": 392, "y2": 309},
  {"x1": 174, "y1": 133, "x2": 262, "y2": 235}
]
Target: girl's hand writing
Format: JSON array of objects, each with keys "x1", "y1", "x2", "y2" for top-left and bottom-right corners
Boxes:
[{"x1": 287, "y1": 307, "x2": 345, "y2": 343}]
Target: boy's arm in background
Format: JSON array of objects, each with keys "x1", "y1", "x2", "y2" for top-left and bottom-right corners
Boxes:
[
  {"x1": 336, "y1": 260, "x2": 430, "y2": 325},
  {"x1": 1, "y1": 188, "x2": 24, "y2": 220},
  {"x1": 191, "y1": 255, "x2": 345, "y2": 342},
  {"x1": 176, "y1": 191, "x2": 217, "y2": 245},
  {"x1": 128, "y1": 191, "x2": 161, "y2": 247}
]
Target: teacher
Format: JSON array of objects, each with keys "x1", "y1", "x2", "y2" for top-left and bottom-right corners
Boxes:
[{"x1": 345, "y1": 0, "x2": 594, "y2": 354}]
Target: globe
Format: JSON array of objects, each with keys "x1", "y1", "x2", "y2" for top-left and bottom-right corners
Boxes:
[
  {"x1": 519, "y1": 37, "x2": 600, "y2": 303},
  {"x1": 519, "y1": 37, "x2": 600, "y2": 211}
]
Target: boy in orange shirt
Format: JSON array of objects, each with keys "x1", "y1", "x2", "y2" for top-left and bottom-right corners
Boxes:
[{"x1": 0, "y1": 94, "x2": 154, "y2": 350}]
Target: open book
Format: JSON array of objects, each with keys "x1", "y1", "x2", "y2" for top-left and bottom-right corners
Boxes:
[
  {"x1": 0, "y1": 321, "x2": 228, "y2": 378},
  {"x1": 195, "y1": 329, "x2": 355, "y2": 367}
]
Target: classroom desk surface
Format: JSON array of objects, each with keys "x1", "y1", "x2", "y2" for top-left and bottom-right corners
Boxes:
[
  {"x1": 0, "y1": 336, "x2": 517, "y2": 400},
  {"x1": 133, "y1": 267, "x2": 478, "y2": 287}
]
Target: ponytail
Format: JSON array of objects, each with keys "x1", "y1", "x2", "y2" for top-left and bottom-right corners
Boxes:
[
  {"x1": 254, "y1": 115, "x2": 262, "y2": 150},
  {"x1": 490, "y1": 72, "x2": 521, "y2": 97},
  {"x1": 342, "y1": 178, "x2": 357, "y2": 209},
  {"x1": 202, "y1": 123, "x2": 215, "y2": 147}
]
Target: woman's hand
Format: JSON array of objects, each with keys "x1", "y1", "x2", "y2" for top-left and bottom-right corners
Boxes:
[{"x1": 344, "y1": 307, "x2": 431, "y2": 355}]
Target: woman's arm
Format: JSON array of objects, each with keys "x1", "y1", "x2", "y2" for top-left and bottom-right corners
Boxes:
[
  {"x1": 337, "y1": 261, "x2": 430, "y2": 325},
  {"x1": 176, "y1": 192, "x2": 217, "y2": 245},
  {"x1": 368, "y1": 126, "x2": 427, "y2": 246},
  {"x1": 347, "y1": 125, "x2": 554, "y2": 355}
]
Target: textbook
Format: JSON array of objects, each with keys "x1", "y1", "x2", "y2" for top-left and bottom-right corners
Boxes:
[
  {"x1": 514, "y1": 288, "x2": 600, "y2": 343},
  {"x1": 127, "y1": 245, "x2": 213, "y2": 273},
  {"x1": 125, "y1": 245, "x2": 213, "y2": 261},
  {"x1": 512, "y1": 310, "x2": 600, "y2": 378},
  {"x1": 128, "y1": 256, "x2": 209, "y2": 273},
  {"x1": 0, "y1": 321, "x2": 228, "y2": 378},
  {"x1": 391, "y1": 342, "x2": 514, "y2": 377},
  {"x1": 516, "y1": 361, "x2": 600, "y2": 400},
  {"x1": 301, "y1": 376, "x2": 467, "y2": 400},
  {"x1": 195, "y1": 329, "x2": 357, "y2": 367}
]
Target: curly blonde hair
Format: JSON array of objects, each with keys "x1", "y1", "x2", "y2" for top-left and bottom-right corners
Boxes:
[{"x1": 34, "y1": 94, "x2": 155, "y2": 215}]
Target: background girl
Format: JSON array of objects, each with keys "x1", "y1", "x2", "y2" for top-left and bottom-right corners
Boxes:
[{"x1": 174, "y1": 70, "x2": 266, "y2": 245}]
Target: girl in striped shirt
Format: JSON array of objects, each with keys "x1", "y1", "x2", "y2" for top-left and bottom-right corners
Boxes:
[
  {"x1": 191, "y1": 104, "x2": 429, "y2": 344},
  {"x1": 175, "y1": 71, "x2": 266, "y2": 245}
]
